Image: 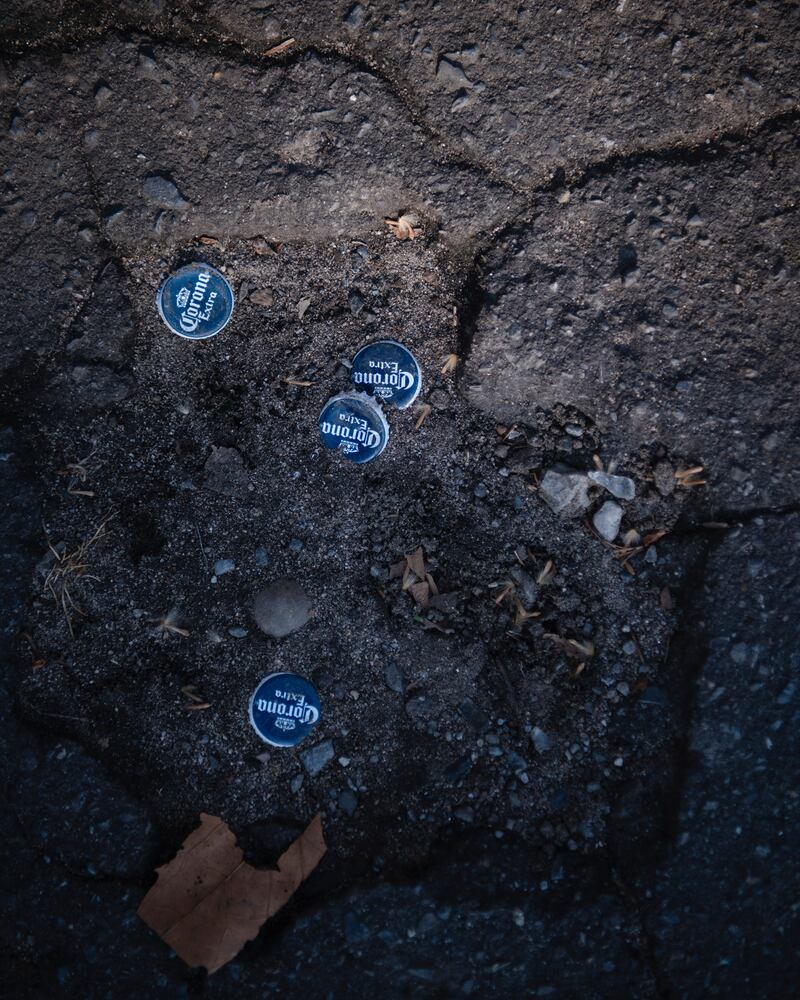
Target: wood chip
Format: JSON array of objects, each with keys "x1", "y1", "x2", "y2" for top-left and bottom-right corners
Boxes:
[{"x1": 441, "y1": 354, "x2": 459, "y2": 375}]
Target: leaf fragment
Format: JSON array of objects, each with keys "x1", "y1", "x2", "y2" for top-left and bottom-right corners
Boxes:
[
  {"x1": 138, "y1": 813, "x2": 326, "y2": 974},
  {"x1": 409, "y1": 580, "x2": 431, "y2": 608},
  {"x1": 385, "y1": 213, "x2": 421, "y2": 240},
  {"x1": 406, "y1": 546, "x2": 426, "y2": 581},
  {"x1": 414, "y1": 403, "x2": 432, "y2": 430},
  {"x1": 536, "y1": 559, "x2": 556, "y2": 586},
  {"x1": 441, "y1": 354, "x2": 459, "y2": 375}
]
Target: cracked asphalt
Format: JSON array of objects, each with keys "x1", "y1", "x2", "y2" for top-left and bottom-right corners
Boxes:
[{"x1": 1, "y1": 3, "x2": 798, "y2": 998}]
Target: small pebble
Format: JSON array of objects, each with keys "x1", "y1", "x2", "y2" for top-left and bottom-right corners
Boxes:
[
  {"x1": 531, "y1": 727, "x2": 553, "y2": 753},
  {"x1": 593, "y1": 501, "x2": 623, "y2": 541},
  {"x1": 299, "y1": 740, "x2": 334, "y2": 777},
  {"x1": 588, "y1": 470, "x2": 635, "y2": 500},
  {"x1": 253, "y1": 578, "x2": 312, "y2": 639},
  {"x1": 539, "y1": 469, "x2": 591, "y2": 517}
]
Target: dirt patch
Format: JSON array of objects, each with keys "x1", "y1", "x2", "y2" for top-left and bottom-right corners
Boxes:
[{"x1": 8, "y1": 229, "x2": 699, "y2": 887}]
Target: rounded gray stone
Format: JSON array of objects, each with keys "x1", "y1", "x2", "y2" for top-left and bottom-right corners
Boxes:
[{"x1": 253, "y1": 577, "x2": 312, "y2": 638}]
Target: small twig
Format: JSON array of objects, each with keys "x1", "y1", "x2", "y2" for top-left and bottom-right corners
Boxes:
[
  {"x1": 414, "y1": 404, "x2": 432, "y2": 430},
  {"x1": 265, "y1": 37, "x2": 296, "y2": 57},
  {"x1": 675, "y1": 465, "x2": 706, "y2": 488},
  {"x1": 195, "y1": 523, "x2": 209, "y2": 571}
]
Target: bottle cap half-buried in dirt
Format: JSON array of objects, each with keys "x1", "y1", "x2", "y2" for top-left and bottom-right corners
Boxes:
[
  {"x1": 249, "y1": 672, "x2": 321, "y2": 748},
  {"x1": 319, "y1": 392, "x2": 389, "y2": 464},
  {"x1": 156, "y1": 262, "x2": 235, "y2": 340},
  {"x1": 351, "y1": 340, "x2": 421, "y2": 409}
]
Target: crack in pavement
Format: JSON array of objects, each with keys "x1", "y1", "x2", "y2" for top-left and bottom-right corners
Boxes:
[{"x1": 2, "y1": 17, "x2": 799, "y2": 223}]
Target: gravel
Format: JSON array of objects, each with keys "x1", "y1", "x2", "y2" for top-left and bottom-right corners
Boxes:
[
  {"x1": 587, "y1": 471, "x2": 636, "y2": 500},
  {"x1": 592, "y1": 501, "x2": 623, "y2": 542},
  {"x1": 300, "y1": 740, "x2": 335, "y2": 777},
  {"x1": 538, "y1": 469, "x2": 592, "y2": 517}
]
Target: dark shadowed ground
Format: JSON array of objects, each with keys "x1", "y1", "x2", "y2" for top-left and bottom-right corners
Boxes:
[{"x1": 1, "y1": 3, "x2": 798, "y2": 998}]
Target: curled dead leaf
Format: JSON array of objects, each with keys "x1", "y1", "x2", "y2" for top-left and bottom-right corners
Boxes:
[{"x1": 385, "y1": 213, "x2": 421, "y2": 240}]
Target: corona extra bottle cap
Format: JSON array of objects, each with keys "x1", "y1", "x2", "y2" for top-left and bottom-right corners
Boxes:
[
  {"x1": 156, "y1": 262, "x2": 235, "y2": 340},
  {"x1": 319, "y1": 392, "x2": 389, "y2": 464},
  {"x1": 351, "y1": 340, "x2": 421, "y2": 409},
  {"x1": 249, "y1": 672, "x2": 321, "y2": 748}
]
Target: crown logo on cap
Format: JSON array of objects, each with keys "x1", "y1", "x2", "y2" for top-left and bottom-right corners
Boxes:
[{"x1": 176, "y1": 287, "x2": 190, "y2": 308}]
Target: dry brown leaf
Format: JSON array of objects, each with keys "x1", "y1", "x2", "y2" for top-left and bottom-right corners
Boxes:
[
  {"x1": 513, "y1": 598, "x2": 540, "y2": 626},
  {"x1": 250, "y1": 237, "x2": 276, "y2": 256},
  {"x1": 406, "y1": 546, "x2": 426, "y2": 581},
  {"x1": 441, "y1": 354, "x2": 459, "y2": 375},
  {"x1": 493, "y1": 581, "x2": 515, "y2": 605},
  {"x1": 675, "y1": 465, "x2": 706, "y2": 488},
  {"x1": 138, "y1": 813, "x2": 326, "y2": 974},
  {"x1": 536, "y1": 559, "x2": 556, "y2": 586},
  {"x1": 388, "y1": 559, "x2": 407, "y2": 580},
  {"x1": 198, "y1": 235, "x2": 221, "y2": 247},
  {"x1": 385, "y1": 213, "x2": 421, "y2": 240},
  {"x1": 409, "y1": 580, "x2": 431, "y2": 608}
]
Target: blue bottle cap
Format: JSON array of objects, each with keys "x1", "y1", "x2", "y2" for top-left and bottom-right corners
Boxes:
[
  {"x1": 351, "y1": 340, "x2": 422, "y2": 409},
  {"x1": 319, "y1": 392, "x2": 389, "y2": 464},
  {"x1": 156, "y1": 263, "x2": 235, "y2": 340},
  {"x1": 249, "y1": 672, "x2": 321, "y2": 748}
]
